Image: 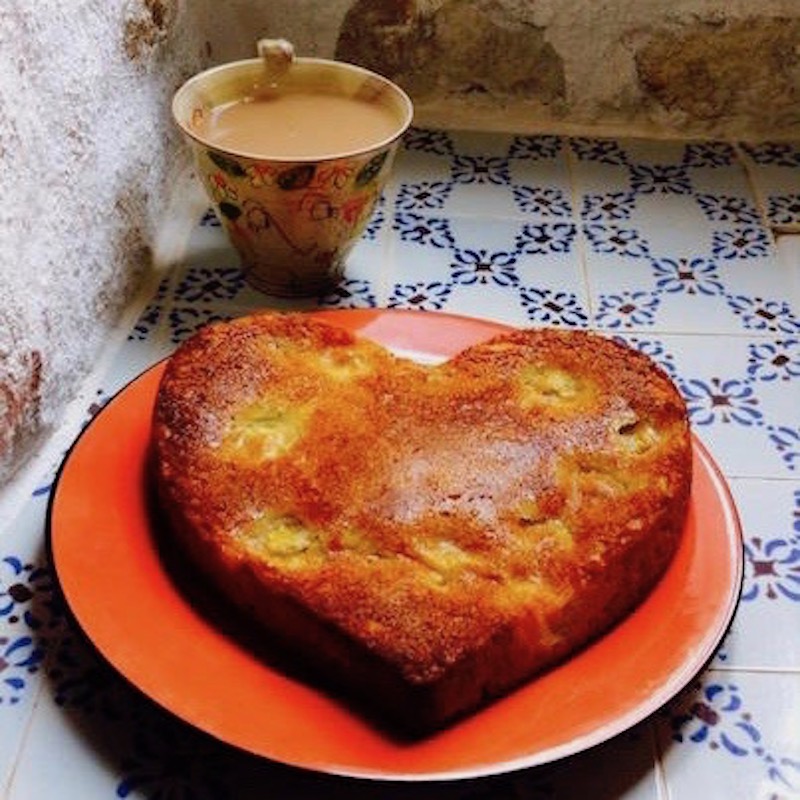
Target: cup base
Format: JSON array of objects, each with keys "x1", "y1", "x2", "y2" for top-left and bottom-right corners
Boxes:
[{"x1": 242, "y1": 264, "x2": 343, "y2": 299}]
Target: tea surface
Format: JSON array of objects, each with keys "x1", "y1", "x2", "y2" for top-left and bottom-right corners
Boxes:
[{"x1": 199, "y1": 91, "x2": 400, "y2": 158}]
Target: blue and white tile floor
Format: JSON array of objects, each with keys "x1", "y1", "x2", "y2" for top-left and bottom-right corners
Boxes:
[{"x1": 1, "y1": 130, "x2": 798, "y2": 798}]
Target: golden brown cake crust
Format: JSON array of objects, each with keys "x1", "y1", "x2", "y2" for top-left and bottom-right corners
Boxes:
[{"x1": 151, "y1": 312, "x2": 692, "y2": 734}]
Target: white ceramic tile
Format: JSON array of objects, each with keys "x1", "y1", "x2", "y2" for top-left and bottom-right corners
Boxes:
[
  {"x1": 391, "y1": 130, "x2": 458, "y2": 188},
  {"x1": 632, "y1": 193, "x2": 721, "y2": 260},
  {"x1": 439, "y1": 281, "x2": 532, "y2": 327},
  {"x1": 740, "y1": 142, "x2": 800, "y2": 231},
  {"x1": 656, "y1": 670, "x2": 800, "y2": 800},
  {"x1": 572, "y1": 139, "x2": 799, "y2": 337},
  {"x1": 529, "y1": 724, "x2": 661, "y2": 800},
  {"x1": 9, "y1": 614, "x2": 275, "y2": 799},
  {"x1": 398, "y1": 132, "x2": 575, "y2": 222},
  {"x1": 653, "y1": 333, "x2": 800, "y2": 478},
  {"x1": 386, "y1": 228, "x2": 457, "y2": 298},
  {"x1": 776, "y1": 234, "x2": 800, "y2": 308},
  {"x1": 0, "y1": 477, "x2": 78, "y2": 793},
  {"x1": 711, "y1": 479, "x2": 800, "y2": 671},
  {"x1": 509, "y1": 153, "x2": 572, "y2": 213}
]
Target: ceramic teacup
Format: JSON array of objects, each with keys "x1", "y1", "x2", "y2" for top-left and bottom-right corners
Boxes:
[{"x1": 172, "y1": 42, "x2": 413, "y2": 297}]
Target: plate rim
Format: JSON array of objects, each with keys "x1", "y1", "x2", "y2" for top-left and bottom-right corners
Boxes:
[{"x1": 47, "y1": 308, "x2": 744, "y2": 782}]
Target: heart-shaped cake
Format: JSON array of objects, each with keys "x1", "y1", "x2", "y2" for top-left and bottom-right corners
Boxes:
[{"x1": 152, "y1": 312, "x2": 692, "y2": 735}]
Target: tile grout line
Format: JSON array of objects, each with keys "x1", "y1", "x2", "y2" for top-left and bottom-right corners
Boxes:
[
  {"x1": 709, "y1": 664, "x2": 800, "y2": 675},
  {"x1": 733, "y1": 141, "x2": 776, "y2": 244},
  {"x1": 378, "y1": 176, "x2": 401, "y2": 306},
  {"x1": 561, "y1": 136, "x2": 596, "y2": 326},
  {"x1": 1, "y1": 668, "x2": 49, "y2": 799},
  {"x1": 647, "y1": 717, "x2": 672, "y2": 800}
]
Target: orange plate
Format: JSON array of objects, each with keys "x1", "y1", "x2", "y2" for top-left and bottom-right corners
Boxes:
[{"x1": 49, "y1": 309, "x2": 743, "y2": 781}]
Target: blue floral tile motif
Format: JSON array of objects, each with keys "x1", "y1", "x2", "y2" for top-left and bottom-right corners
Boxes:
[
  {"x1": 613, "y1": 335, "x2": 679, "y2": 377},
  {"x1": 451, "y1": 247, "x2": 519, "y2": 287},
  {"x1": 696, "y1": 194, "x2": 761, "y2": 225},
  {"x1": 652, "y1": 257, "x2": 724, "y2": 296},
  {"x1": 516, "y1": 222, "x2": 577, "y2": 255},
  {"x1": 711, "y1": 227, "x2": 771, "y2": 260},
  {"x1": 665, "y1": 332, "x2": 799, "y2": 473},
  {"x1": 668, "y1": 681, "x2": 800, "y2": 796},
  {"x1": 388, "y1": 281, "x2": 452, "y2": 310},
  {"x1": 0, "y1": 557, "x2": 58, "y2": 631},
  {"x1": 583, "y1": 223, "x2": 650, "y2": 258},
  {"x1": 768, "y1": 425, "x2": 800, "y2": 471},
  {"x1": 681, "y1": 376, "x2": 762, "y2": 427},
  {"x1": 396, "y1": 181, "x2": 453, "y2": 211},
  {"x1": 747, "y1": 339, "x2": 800, "y2": 383},
  {"x1": 670, "y1": 683, "x2": 758, "y2": 752},
  {"x1": 393, "y1": 213, "x2": 455, "y2": 249},
  {"x1": 630, "y1": 163, "x2": 693, "y2": 195},
  {"x1": 508, "y1": 134, "x2": 563, "y2": 160},
  {"x1": 726, "y1": 295, "x2": 800, "y2": 335},
  {"x1": 128, "y1": 302, "x2": 163, "y2": 342},
  {"x1": 795, "y1": 489, "x2": 800, "y2": 537},
  {"x1": 595, "y1": 290, "x2": 660, "y2": 329},
  {"x1": 512, "y1": 186, "x2": 572, "y2": 218},
  {"x1": 682, "y1": 142, "x2": 737, "y2": 167},
  {"x1": 403, "y1": 127, "x2": 454, "y2": 155},
  {"x1": 740, "y1": 142, "x2": 800, "y2": 167},
  {"x1": 199, "y1": 207, "x2": 221, "y2": 227},
  {"x1": 0, "y1": 556, "x2": 60, "y2": 706},
  {"x1": 0, "y1": 635, "x2": 43, "y2": 705},
  {"x1": 363, "y1": 194, "x2": 386, "y2": 241},
  {"x1": 767, "y1": 193, "x2": 800, "y2": 227},
  {"x1": 741, "y1": 535, "x2": 800, "y2": 602},
  {"x1": 168, "y1": 307, "x2": 234, "y2": 343},
  {"x1": 175, "y1": 266, "x2": 246, "y2": 303},
  {"x1": 519, "y1": 287, "x2": 589, "y2": 327},
  {"x1": 317, "y1": 278, "x2": 377, "y2": 308},
  {"x1": 582, "y1": 191, "x2": 636, "y2": 221},
  {"x1": 569, "y1": 137, "x2": 629, "y2": 165},
  {"x1": 129, "y1": 276, "x2": 169, "y2": 342},
  {"x1": 451, "y1": 155, "x2": 511, "y2": 185}
]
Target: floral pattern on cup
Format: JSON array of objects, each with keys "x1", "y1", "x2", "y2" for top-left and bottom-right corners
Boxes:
[{"x1": 193, "y1": 144, "x2": 396, "y2": 296}]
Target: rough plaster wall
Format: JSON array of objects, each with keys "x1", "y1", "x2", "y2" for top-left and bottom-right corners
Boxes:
[
  {"x1": 1, "y1": 0, "x2": 799, "y2": 490},
  {"x1": 0, "y1": 0, "x2": 208, "y2": 486}
]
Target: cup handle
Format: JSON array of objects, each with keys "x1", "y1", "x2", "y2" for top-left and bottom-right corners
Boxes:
[{"x1": 257, "y1": 38, "x2": 295, "y2": 83}]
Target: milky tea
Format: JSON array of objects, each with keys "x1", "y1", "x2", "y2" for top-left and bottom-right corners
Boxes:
[{"x1": 197, "y1": 90, "x2": 403, "y2": 160}]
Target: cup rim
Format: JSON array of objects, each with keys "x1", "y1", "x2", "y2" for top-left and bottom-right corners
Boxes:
[{"x1": 172, "y1": 56, "x2": 414, "y2": 163}]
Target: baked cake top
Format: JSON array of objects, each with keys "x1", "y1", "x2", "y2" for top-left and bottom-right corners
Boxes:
[{"x1": 152, "y1": 313, "x2": 692, "y2": 687}]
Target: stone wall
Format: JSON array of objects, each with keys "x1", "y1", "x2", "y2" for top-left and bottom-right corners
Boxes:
[
  {"x1": 1, "y1": 0, "x2": 799, "y2": 490},
  {"x1": 201, "y1": 0, "x2": 800, "y2": 140}
]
